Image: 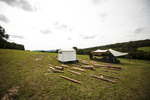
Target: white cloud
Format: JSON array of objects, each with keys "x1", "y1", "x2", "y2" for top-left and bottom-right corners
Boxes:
[{"x1": 0, "y1": 0, "x2": 150, "y2": 50}]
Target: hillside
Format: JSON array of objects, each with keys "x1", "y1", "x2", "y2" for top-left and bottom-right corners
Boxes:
[
  {"x1": 75, "y1": 39, "x2": 150, "y2": 60},
  {"x1": 137, "y1": 47, "x2": 150, "y2": 52},
  {"x1": 0, "y1": 49, "x2": 150, "y2": 99}
]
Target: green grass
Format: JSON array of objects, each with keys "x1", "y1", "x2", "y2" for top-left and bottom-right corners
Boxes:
[
  {"x1": 137, "y1": 47, "x2": 150, "y2": 52},
  {"x1": 0, "y1": 49, "x2": 150, "y2": 100}
]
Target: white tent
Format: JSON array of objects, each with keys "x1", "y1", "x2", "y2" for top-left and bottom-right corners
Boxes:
[
  {"x1": 92, "y1": 49, "x2": 128, "y2": 57},
  {"x1": 58, "y1": 49, "x2": 77, "y2": 62}
]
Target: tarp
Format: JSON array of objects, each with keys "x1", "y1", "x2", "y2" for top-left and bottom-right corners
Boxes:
[{"x1": 92, "y1": 49, "x2": 128, "y2": 57}]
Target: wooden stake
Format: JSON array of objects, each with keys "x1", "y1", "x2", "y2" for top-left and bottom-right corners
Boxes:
[
  {"x1": 99, "y1": 73, "x2": 120, "y2": 79},
  {"x1": 60, "y1": 75, "x2": 81, "y2": 84},
  {"x1": 101, "y1": 70, "x2": 120, "y2": 74},
  {"x1": 81, "y1": 65, "x2": 94, "y2": 70},
  {"x1": 90, "y1": 75, "x2": 116, "y2": 84},
  {"x1": 72, "y1": 67, "x2": 85, "y2": 72},
  {"x1": 54, "y1": 66, "x2": 64, "y2": 70},
  {"x1": 67, "y1": 70, "x2": 81, "y2": 75},
  {"x1": 61, "y1": 64, "x2": 69, "y2": 68}
]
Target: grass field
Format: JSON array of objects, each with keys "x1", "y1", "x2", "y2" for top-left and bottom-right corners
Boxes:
[
  {"x1": 137, "y1": 47, "x2": 150, "y2": 52},
  {"x1": 0, "y1": 49, "x2": 150, "y2": 100}
]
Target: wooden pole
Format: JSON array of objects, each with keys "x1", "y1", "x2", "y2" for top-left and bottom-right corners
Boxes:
[
  {"x1": 101, "y1": 70, "x2": 120, "y2": 74},
  {"x1": 72, "y1": 64, "x2": 80, "y2": 67},
  {"x1": 99, "y1": 73, "x2": 120, "y2": 79},
  {"x1": 54, "y1": 66, "x2": 64, "y2": 70},
  {"x1": 90, "y1": 75, "x2": 116, "y2": 84},
  {"x1": 72, "y1": 67, "x2": 85, "y2": 72},
  {"x1": 67, "y1": 70, "x2": 81, "y2": 75},
  {"x1": 60, "y1": 75, "x2": 81, "y2": 84},
  {"x1": 61, "y1": 64, "x2": 69, "y2": 68},
  {"x1": 105, "y1": 68, "x2": 121, "y2": 71},
  {"x1": 107, "y1": 65, "x2": 122, "y2": 69},
  {"x1": 81, "y1": 65, "x2": 94, "y2": 70},
  {"x1": 49, "y1": 67, "x2": 64, "y2": 73},
  {"x1": 49, "y1": 66, "x2": 55, "y2": 71}
]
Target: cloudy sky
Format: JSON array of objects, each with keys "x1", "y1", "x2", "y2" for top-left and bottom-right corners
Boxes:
[{"x1": 0, "y1": 0, "x2": 150, "y2": 50}]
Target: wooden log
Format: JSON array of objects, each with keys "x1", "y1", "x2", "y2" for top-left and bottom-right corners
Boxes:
[
  {"x1": 38, "y1": 65, "x2": 43, "y2": 68},
  {"x1": 72, "y1": 64, "x2": 80, "y2": 67},
  {"x1": 90, "y1": 75, "x2": 116, "y2": 84},
  {"x1": 90, "y1": 61, "x2": 97, "y2": 65},
  {"x1": 72, "y1": 67, "x2": 85, "y2": 72},
  {"x1": 54, "y1": 66, "x2": 64, "y2": 70},
  {"x1": 49, "y1": 64, "x2": 53, "y2": 67},
  {"x1": 81, "y1": 61, "x2": 89, "y2": 65},
  {"x1": 49, "y1": 66, "x2": 55, "y2": 71},
  {"x1": 67, "y1": 70, "x2": 81, "y2": 75},
  {"x1": 101, "y1": 70, "x2": 120, "y2": 74},
  {"x1": 61, "y1": 64, "x2": 69, "y2": 68},
  {"x1": 105, "y1": 68, "x2": 121, "y2": 71},
  {"x1": 60, "y1": 75, "x2": 81, "y2": 84},
  {"x1": 81, "y1": 65, "x2": 94, "y2": 70},
  {"x1": 107, "y1": 65, "x2": 122, "y2": 69},
  {"x1": 49, "y1": 67, "x2": 64, "y2": 73},
  {"x1": 99, "y1": 73, "x2": 120, "y2": 79}
]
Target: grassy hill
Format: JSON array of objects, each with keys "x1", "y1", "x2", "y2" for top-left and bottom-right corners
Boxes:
[
  {"x1": 137, "y1": 47, "x2": 150, "y2": 52},
  {"x1": 0, "y1": 49, "x2": 150, "y2": 99}
]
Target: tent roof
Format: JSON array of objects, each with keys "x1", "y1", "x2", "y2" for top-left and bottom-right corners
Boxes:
[{"x1": 92, "y1": 49, "x2": 128, "y2": 57}]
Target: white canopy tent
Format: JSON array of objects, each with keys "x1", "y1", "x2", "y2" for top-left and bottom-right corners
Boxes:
[{"x1": 92, "y1": 49, "x2": 128, "y2": 57}]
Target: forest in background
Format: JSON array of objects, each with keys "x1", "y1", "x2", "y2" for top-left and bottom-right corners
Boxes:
[
  {"x1": 73, "y1": 39, "x2": 150, "y2": 60},
  {"x1": 0, "y1": 26, "x2": 25, "y2": 50}
]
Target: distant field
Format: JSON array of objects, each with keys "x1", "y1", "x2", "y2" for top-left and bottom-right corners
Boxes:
[
  {"x1": 0, "y1": 49, "x2": 150, "y2": 100},
  {"x1": 137, "y1": 47, "x2": 150, "y2": 52}
]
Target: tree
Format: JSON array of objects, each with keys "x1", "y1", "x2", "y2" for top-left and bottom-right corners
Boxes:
[
  {"x1": 73, "y1": 46, "x2": 78, "y2": 51},
  {"x1": 0, "y1": 25, "x2": 9, "y2": 40}
]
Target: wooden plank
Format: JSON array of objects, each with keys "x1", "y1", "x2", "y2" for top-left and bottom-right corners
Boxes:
[
  {"x1": 105, "y1": 68, "x2": 121, "y2": 71},
  {"x1": 99, "y1": 73, "x2": 120, "y2": 79},
  {"x1": 90, "y1": 75, "x2": 116, "y2": 84},
  {"x1": 60, "y1": 75, "x2": 81, "y2": 84},
  {"x1": 72, "y1": 64, "x2": 80, "y2": 67},
  {"x1": 67, "y1": 70, "x2": 81, "y2": 75},
  {"x1": 61, "y1": 64, "x2": 69, "y2": 68},
  {"x1": 107, "y1": 65, "x2": 122, "y2": 69},
  {"x1": 54, "y1": 66, "x2": 64, "y2": 70},
  {"x1": 101, "y1": 70, "x2": 120, "y2": 74},
  {"x1": 81, "y1": 65, "x2": 94, "y2": 70},
  {"x1": 72, "y1": 67, "x2": 85, "y2": 72}
]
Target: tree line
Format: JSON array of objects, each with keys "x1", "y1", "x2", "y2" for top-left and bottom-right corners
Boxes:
[
  {"x1": 0, "y1": 26, "x2": 25, "y2": 50},
  {"x1": 73, "y1": 39, "x2": 150, "y2": 60}
]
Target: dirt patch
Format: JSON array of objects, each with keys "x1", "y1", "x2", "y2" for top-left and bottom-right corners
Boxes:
[{"x1": 1, "y1": 86, "x2": 19, "y2": 100}]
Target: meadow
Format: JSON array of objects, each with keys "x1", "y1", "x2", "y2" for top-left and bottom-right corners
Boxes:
[
  {"x1": 0, "y1": 49, "x2": 150, "y2": 100},
  {"x1": 137, "y1": 47, "x2": 150, "y2": 52}
]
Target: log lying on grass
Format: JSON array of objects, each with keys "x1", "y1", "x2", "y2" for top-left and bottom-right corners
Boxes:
[
  {"x1": 90, "y1": 61, "x2": 97, "y2": 65},
  {"x1": 94, "y1": 64, "x2": 105, "y2": 68},
  {"x1": 101, "y1": 70, "x2": 120, "y2": 74},
  {"x1": 107, "y1": 65, "x2": 122, "y2": 69},
  {"x1": 60, "y1": 75, "x2": 81, "y2": 84},
  {"x1": 81, "y1": 61, "x2": 89, "y2": 65},
  {"x1": 54, "y1": 66, "x2": 64, "y2": 70},
  {"x1": 72, "y1": 67, "x2": 85, "y2": 72},
  {"x1": 90, "y1": 75, "x2": 116, "y2": 84},
  {"x1": 61, "y1": 64, "x2": 69, "y2": 68},
  {"x1": 49, "y1": 67, "x2": 64, "y2": 73},
  {"x1": 99, "y1": 73, "x2": 120, "y2": 79},
  {"x1": 67, "y1": 70, "x2": 81, "y2": 75},
  {"x1": 49, "y1": 64, "x2": 53, "y2": 67},
  {"x1": 105, "y1": 68, "x2": 121, "y2": 71},
  {"x1": 72, "y1": 64, "x2": 80, "y2": 67},
  {"x1": 81, "y1": 65, "x2": 94, "y2": 70},
  {"x1": 38, "y1": 65, "x2": 43, "y2": 68}
]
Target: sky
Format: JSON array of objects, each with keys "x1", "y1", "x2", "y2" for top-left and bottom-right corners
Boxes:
[{"x1": 0, "y1": 0, "x2": 150, "y2": 50}]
